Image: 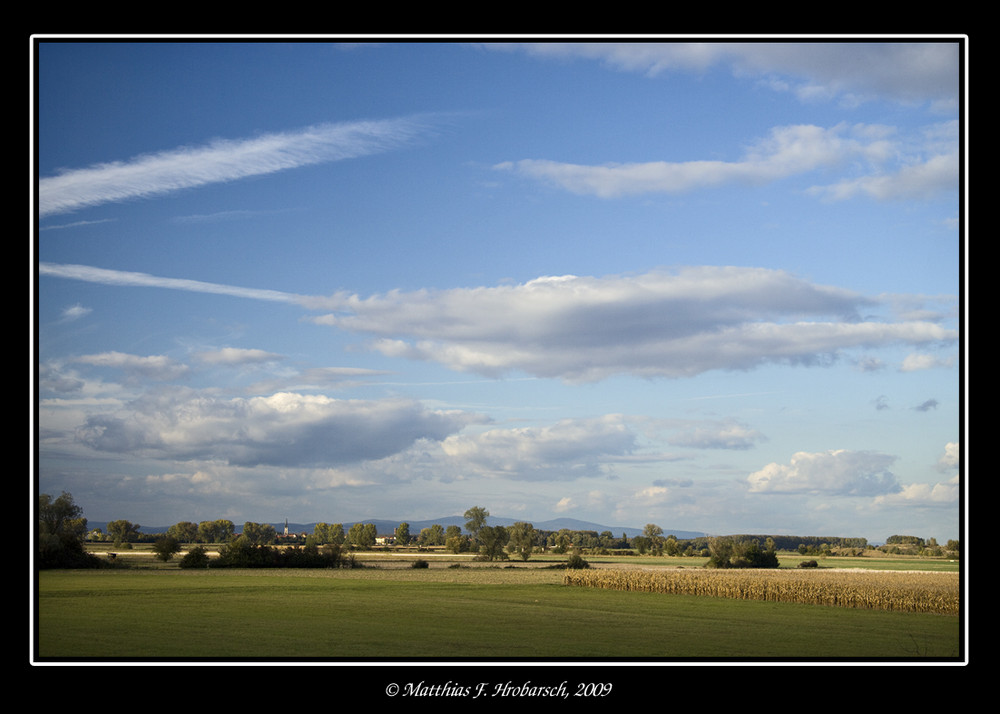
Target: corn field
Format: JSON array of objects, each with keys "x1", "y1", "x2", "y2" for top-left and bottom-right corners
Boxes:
[{"x1": 563, "y1": 568, "x2": 960, "y2": 615}]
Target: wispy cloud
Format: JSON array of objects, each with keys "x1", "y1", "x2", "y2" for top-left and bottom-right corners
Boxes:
[
  {"x1": 488, "y1": 42, "x2": 960, "y2": 107},
  {"x1": 194, "y1": 347, "x2": 284, "y2": 366},
  {"x1": 59, "y1": 304, "x2": 92, "y2": 322},
  {"x1": 496, "y1": 123, "x2": 885, "y2": 198},
  {"x1": 496, "y1": 121, "x2": 957, "y2": 201},
  {"x1": 72, "y1": 351, "x2": 190, "y2": 382},
  {"x1": 38, "y1": 116, "x2": 436, "y2": 218}
]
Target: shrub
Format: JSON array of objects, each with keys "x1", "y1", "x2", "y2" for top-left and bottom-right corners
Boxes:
[
  {"x1": 565, "y1": 554, "x2": 590, "y2": 569},
  {"x1": 798, "y1": 559, "x2": 819, "y2": 568},
  {"x1": 706, "y1": 537, "x2": 779, "y2": 569},
  {"x1": 179, "y1": 545, "x2": 210, "y2": 569},
  {"x1": 152, "y1": 535, "x2": 181, "y2": 562},
  {"x1": 209, "y1": 537, "x2": 348, "y2": 569},
  {"x1": 410, "y1": 558, "x2": 429, "y2": 569}
]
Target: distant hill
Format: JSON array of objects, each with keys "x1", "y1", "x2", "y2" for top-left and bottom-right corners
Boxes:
[{"x1": 100, "y1": 516, "x2": 706, "y2": 540}]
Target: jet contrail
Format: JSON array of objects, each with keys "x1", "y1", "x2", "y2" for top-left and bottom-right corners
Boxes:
[
  {"x1": 38, "y1": 116, "x2": 434, "y2": 218},
  {"x1": 38, "y1": 262, "x2": 307, "y2": 305}
]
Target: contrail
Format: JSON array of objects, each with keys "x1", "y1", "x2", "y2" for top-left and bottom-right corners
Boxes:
[
  {"x1": 38, "y1": 116, "x2": 434, "y2": 218},
  {"x1": 38, "y1": 262, "x2": 307, "y2": 305}
]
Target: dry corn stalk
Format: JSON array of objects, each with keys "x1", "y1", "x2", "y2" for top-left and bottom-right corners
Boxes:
[{"x1": 563, "y1": 568, "x2": 959, "y2": 615}]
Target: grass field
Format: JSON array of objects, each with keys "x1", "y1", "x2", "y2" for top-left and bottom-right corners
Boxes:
[{"x1": 35, "y1": 556, "x2": 963, "y2": 661}]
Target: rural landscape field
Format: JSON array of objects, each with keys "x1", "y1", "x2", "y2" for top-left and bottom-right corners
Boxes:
[
  {"x1": 35, "y1": 39, "x2": 965, "y2": 676},
  {"x1": 36, "y1": 544, "x2": 962, "y2": 662}
]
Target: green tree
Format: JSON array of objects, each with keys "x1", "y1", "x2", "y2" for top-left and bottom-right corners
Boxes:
[
  {"x1": 418, "y1": 524, "x2": 445, "y2": 546},
  {"x1": 445, "y1": 534, "x2": 469, "y2": 554},
  {"x1": 476, "y1": 525, "x2": 509, "y2": 561},
  {"x1": 242, "y1": 521, "x2": 277, "y2": 546},
  {"x1": 38, "y1": 491, "x2": 96, "y2": 568},
  {"x1": 643, "y1": 524, "x2": 665, "y2": 554},
  {"x1": 507, "y1": 521, "x2": 536, "y2": 561},
  {"x1": 631, "y1": 535, "x2": 651, "y2": 554},
  {"x1": 313, "y1": 522, "x2": 345, "y2": 545},
  {"x1": 643, "y1": 523, "x2": 664, "y2": 540},
  {"x1": 396, "y1": 522, "x2": 411, "y2": 545},
  {"x1": 39, "y1": 491, "x2": 86, "y2": 539},
  {"x1": 107, "y1": 519, "x2": 141, "y2": 546},
  {"x1": 197, "y1": 519, "x2": 235, "y2": 543},
  {"x1": 554, "y1": 530, "x2": 572, "y2": 554},
  {"x1": 167, "y1": 521, "x2": 199, "y2": 542},
  {"x1": 152, "y1": 535, "x2": 181, "y2": 562},
  {"x1": 198, "y1": 520, "x2": 219, "y2": 543},
  {"x1": 706, "y1": 536, "x2": 778, "y2": 568},
  {"x1": 348, "y1": 522, "x2": 376, "y2": 549},
  {"x1": 215, "y1": 519, "x2": 236, "y2": 542},
  {"x1": 464, "y1": 506, "x2": 489, "y2": 542}
]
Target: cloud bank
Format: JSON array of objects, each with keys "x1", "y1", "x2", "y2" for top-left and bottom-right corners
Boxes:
[
  {"x1": 75, "y1": 391, "x2": 478, "y2": 469},
  {"x1": 313, "y1": 267, "x2": 957, "y2": 382},
  {"x1": 41, "y1": 262, "x2": 957, "y2": 384}
]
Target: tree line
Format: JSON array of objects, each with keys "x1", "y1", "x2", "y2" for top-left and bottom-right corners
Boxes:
[{"x1": 39, "y1": 492, "x2": 959, "y2": 570}]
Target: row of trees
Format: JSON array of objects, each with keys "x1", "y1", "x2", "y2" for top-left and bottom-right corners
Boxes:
[
  {"x1": 41, "y1": 492, "x2": 958, "y2": 570},
  {"x1": 80, "y1": 509, "x2": 882, "y2": 560}
]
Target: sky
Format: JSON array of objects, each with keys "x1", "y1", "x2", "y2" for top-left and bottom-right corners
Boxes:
[{"x1": 33, "y1": 37, "x2": 965, "y2": 543}]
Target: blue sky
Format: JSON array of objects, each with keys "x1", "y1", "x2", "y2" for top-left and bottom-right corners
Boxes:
[{"x1": 34, "y1": 39, "x2": 964, "y2": 543}]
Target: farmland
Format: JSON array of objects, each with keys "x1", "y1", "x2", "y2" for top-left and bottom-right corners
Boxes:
[
  {"x1": 34, "y1": 550, "x2": 963, "y2": 661},
  {"x1": 564, "y1": 567, "x2": 959, "y2": 615}
]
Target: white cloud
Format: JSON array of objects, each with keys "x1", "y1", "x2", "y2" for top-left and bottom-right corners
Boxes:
[
  {"x1": 40, "y1": 262, "x2": 958, "y2": 383},
  {"x1": 496, "y1": 123, "x2": 885, "y2": 198},
  {"x1": 74, "y1": 390, "x2": 479, "y2": 468},
  {"x1": 59, "y1": 304, "x2": 92, "y2": 322},
  {"x1": 901, "y1": 353, "x2": 954, "y2": 371},
  {"x1": 665, "y1": 418, "x2": 765, "y2": 450},
  {"x1": 553, "y1": 497, "x2": 575, "y2": 512},
  {"x1": 872, "y1": 474, "x2": 958, "y2": 507},
  {"x1": 496, "y1": 121, "x2": 956, "y2": 201},
  {"x1": 38, "y1": 116, "x2": 435, "y2": 218},
  {"x1": 747, "y1": 449, "x2": 900, "y2": 496},
  {"x1": 807, "y1": 151, "x2": 958, "y2": 202},
  {"x1": 73, "y1": 351, "x2": 190, "y2": 382},
  {"x1": 439, "y1": 415, "x2": 636, "y2": 481},
  {"x1": 491, "y1": 42, "x2": 960, "y2": 107},
  {"x1": 195, "y1": 347, "x2": 284, "y2": 366},
  {"x1": 313, "y1": 267, "x2": 957, "y2": 382},
  {"x1": 938, "y1": 442, "x2": 959, "y2": 470}
]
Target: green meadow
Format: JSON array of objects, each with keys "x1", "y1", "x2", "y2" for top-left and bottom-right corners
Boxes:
[{"x1": 36, "y1": 561, "x2": 962, "y2": 661}]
